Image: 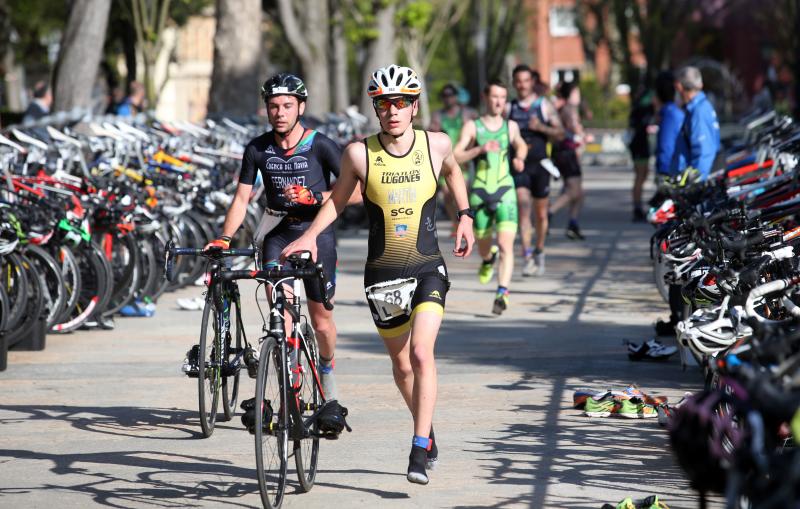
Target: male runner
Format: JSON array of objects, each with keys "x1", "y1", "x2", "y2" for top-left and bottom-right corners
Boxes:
[
  {"x1": 508, "y1": 65, "x2": 564, "y2": 276},
  {"x1": 453, "y1": 79, "x2": 527, "y2": 315},
  {"x1": 281, "y1": 65, "x2": 475, "y2": 485},
  {"x1": 429, "y1": 84, "x2": 477, "y2": 232},
  {"x1": 202, "y1": 73, "x2": 352, "y2": 432}
]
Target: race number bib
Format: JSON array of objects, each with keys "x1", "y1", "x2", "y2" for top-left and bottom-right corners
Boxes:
[{"x1": 365, "y1": 278, "x2": 418, "y2": 321}]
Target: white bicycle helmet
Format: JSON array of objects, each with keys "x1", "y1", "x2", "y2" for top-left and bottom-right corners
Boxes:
[
  {"x1": 367, "y1": 65, "x2": 422, "y2": 98},
  {"x1": 676, "y1": 299, "x2": 750, "y2": 358}
]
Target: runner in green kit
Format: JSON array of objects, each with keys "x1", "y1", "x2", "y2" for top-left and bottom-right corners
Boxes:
[
  {"x1": 454, "y1": 79, "x2": 527, "y2": 315},
  {"x1": 430, "y1": 84, "x2": 477, "y2": 235}
]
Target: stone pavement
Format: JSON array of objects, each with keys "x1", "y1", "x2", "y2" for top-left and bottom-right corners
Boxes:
[{"x1": 0, "y1": 164, "x2": 720, "y2": 508}]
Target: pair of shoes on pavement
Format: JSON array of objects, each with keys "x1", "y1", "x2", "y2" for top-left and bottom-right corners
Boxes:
[
  {"x1": 625, "y1": 339, "x2": 678, "y2": 361},
  {"x1": 177, "y1": 297, "x2": 204, "y2": 311},
  {"x1": 573, "y1": 384, "x2": 667, "y2": 409},
  {"x1": 522, "y1": 250, "x2": 545, "y2": 277},
  {"x1": 80, "y1": 315, "x2": 116, "y2": 330},
  {"x1": 407, "y1": 428, "x2": 438, "y2": 485},
  {"x1": 602, "y1": 495, "x2": 670, "y2": 509},
  {"x1": 120, "y1": 299, "x2": 156, "y2": 317},
  {"x1": 584, "y1": 393, "x2": 658, "y2": 419}
]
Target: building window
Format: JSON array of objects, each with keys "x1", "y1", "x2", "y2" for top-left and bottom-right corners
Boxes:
[{"x1": 549, "y1": 6, "x2": 578, "y2": 37}]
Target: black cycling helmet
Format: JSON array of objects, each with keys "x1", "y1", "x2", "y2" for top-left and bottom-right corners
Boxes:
[{"x1": 260, "y1": 73, "x2": 308, "y2": 103}]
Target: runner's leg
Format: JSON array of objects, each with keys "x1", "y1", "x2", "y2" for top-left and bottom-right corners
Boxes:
[
  {"x1": 382, "y1": 331, "x2": 414, "y2": 410},
  {"x1": 496, "y1": 229, "x2": 515, "y2": 288},
  {"x1": 533, "y1": 197, "x2": 549, "y2": 251},
  {"x1": 516, "y1": 186, "x2": 533, "y2": 255}
]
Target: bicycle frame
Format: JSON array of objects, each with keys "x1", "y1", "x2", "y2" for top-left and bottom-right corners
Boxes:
[
  {"x1": 265, "y1": 281, "x2": 326, "y2": 441},
  {"x1": 206, "y1": 260, "x2": 248, "y2": 378}
]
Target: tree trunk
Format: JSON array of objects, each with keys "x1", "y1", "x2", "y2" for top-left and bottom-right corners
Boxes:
[
  {"x1": 405, "y1": 47, "x2": 430, "y2": 127},
  {"x1": 276, "y1": 0, "x2": 330, "y2": 117},
  {"x1": 330, "y1": 0, "x2": 349, "y2": 112},
  {"x1": 359, "y1": 2, "x2": 396, "y2": 129},
  {"x1": 53, "y1": 0, "x2": 111, "y2": 111},
  {"x1": 208, "y1": 0, "x2": 264, "y2": 116}
]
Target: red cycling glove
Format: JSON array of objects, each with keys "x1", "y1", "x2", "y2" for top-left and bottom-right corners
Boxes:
[
  {"x1": 287, "y1": 185, "x2": 322, "y2": 206},
  {"x1": 204, "y1": 237, "x2": 230, "y2": 251}
]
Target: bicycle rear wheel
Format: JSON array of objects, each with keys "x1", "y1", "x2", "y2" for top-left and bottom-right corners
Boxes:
[
  {"x1": 221, "y1": 295, "x2": 242, "y2": 421},
  {"x1": 294, "y1": 323, "x2": 321, "y2": 492},
  {"x1": 255, "y1": 337, "x2": 288, "y2": 509},
  {"x1": 198, "y1": 298, "x2": 221, "y2": 437}
]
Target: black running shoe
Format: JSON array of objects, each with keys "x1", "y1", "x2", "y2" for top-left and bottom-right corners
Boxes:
[
  {"x1": 407, "y1": 445, "x2": 429, "y2": 484},
  {"x1": 632, "y1": 208, "x2": 647, "y2": 223},
  {"x1": 565, "y1": 223, "x2": 585, "y2": 240},
  {"x1": 654, "y1": 319, "x2": 676, "y2": 336},
  {"x1": 317, "y1": 400, "x2": 351, "y2": 436}
]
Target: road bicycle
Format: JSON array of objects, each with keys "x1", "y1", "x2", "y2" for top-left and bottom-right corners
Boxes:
[
  {"x1": 165, "y1": 241, "x2": 255, "y2": 437},
  {"x1": 225, "y1": 252, "x2": 348, "y2": 509}
]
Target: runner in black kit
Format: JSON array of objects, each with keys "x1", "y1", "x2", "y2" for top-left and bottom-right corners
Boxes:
[
  {"x1": 508, "y1": 65, "x2": 564, "y2": 276},
  {"x1": 202, "y1": 73, "x2": 357, "y2": 432}
]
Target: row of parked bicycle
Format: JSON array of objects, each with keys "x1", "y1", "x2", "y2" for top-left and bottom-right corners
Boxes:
[
  {"x1": 0, "y1": 112, "x2": 287, "y2": 371},
  {"x1": 649, "y1": 111, "x2": 800, "y2": 507}
]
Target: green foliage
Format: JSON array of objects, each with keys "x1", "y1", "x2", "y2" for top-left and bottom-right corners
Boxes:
[
  {"x1": 426, "y1": 30, "x2": 464, "y2": 112},
  {"x1": 343, "y1": 0, "x2": 396, "y2": 43},
  {"x1": 396, "y1": 1, "x2": 433, "y2": 31},
  {"x1": 3, "y1": 0, "x2": 67, "y2": 71},
  {"x1": 581, "y1": 74, "x2": 629, "y2": 128}
]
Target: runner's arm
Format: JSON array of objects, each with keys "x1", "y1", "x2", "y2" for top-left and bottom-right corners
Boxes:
[
  {"x1": 453, "y1": 120, "x2": 482, "y2": 164},
  {"x1": 217, "y1": 182, "x2": 253, "y2": 240},
  {"x1": 434, "y1": 131, "x2": 474, "y2": 258},
  {"x1": 508, "y1": 121, "x2": 528, "y2": 171},
  {"x1": 280, "y1": 143, "x2": 363, "y2": 260},
  {"x1": 534, "y1": 99, "x2": 565, "y2": 142}
]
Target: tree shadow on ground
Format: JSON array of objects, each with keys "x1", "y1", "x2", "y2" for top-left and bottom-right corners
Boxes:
[{"x1": 0, "y1": 447, "x2": 411, "y2": 508}]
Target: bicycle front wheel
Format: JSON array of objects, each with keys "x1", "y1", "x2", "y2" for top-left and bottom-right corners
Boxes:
[
  {"x1": 198, "y1": 299, "x2": 221, "y2": 437},
  {"x1": 222, "y1": 295, "x2": 242, "y2": 421},
  {"x1": 255, "y1": 336, "x2": 288, "y2": 509},
  {"x1": 294, "y1": 323, "x2": 321, "y2": 492}
]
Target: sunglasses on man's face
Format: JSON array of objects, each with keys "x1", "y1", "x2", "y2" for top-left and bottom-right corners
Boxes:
[{"x1": 373, "y1": 96, "x2": 415, "y2": 112}]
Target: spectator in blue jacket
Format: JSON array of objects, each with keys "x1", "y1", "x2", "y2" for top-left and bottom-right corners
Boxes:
[
  {"x1": 654, "y1": 71, "x2": 684, "y2": 178},
  {"x1": 671, "y1": 66, "x2": 720, "y2": 179}
]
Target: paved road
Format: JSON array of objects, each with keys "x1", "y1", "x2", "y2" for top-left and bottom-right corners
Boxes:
[{"x1": 0, "y1": 164, "x2": 718, "y2": 508}]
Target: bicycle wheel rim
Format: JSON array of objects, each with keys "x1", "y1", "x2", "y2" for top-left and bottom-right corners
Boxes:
[
  {"x1": 52, "y1": 245, "x2": 81, "y2": 326},
  {"x1": 2, "y1": 253, "x2": 29, "y2": 331},
  {"x1": 25, "y1": 245, "x2": 67, "y2": 329},
  {"x1": 295, "y1": 324, "x2": 321, "y2": 492},
  {"x1": 255, "y1": 337, "x2": 288, "y2": 509},
  {"x1": 198, "y1": 299, "x2": 220, "y2": 437},
  {"x1": 222, "y1": 297, "x2": 241, "y2": 420}
]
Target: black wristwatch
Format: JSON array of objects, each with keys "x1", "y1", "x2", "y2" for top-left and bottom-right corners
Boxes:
[{"x1": 457, "y1": 208, "x2": 475, "y2": 220}]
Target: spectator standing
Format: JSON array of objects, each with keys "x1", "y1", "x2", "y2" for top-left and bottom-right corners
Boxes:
[
  {"x1": 429, "y1": 83, "x2": 478, "y2": 234},
  {"x1": 653, "y1": 71, "x2": 685, "y2": 182},
  {"x1": 116, "y1": 81, "x2": 146, "y2": 116},
  {"x1": 22, "y1": 81, "x2": 52, "y2": 122},
  {"x1": 628, "y1": 84, "x2": 654, "y2": 222},
  {"x1": 671, "y1": 66, "x2": 721, "y2": 180},
  {"x1": 651, "y1": 70, "x2": 686, "y2": 337}
]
